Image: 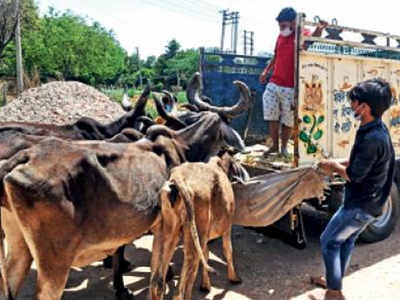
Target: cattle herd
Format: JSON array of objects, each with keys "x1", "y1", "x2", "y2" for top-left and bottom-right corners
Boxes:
[{"x1": 0, "y1": 73, "x2": 252, "y2": 300}]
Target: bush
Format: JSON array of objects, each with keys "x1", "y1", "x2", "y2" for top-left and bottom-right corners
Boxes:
[{"x1": 154, "y1": 82, "x2": 164, "y2": 92}]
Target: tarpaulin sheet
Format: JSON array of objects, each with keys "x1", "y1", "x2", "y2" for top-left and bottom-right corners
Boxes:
[{"x1": 233, "y1": 167, "x2": 325, "y2": 227}]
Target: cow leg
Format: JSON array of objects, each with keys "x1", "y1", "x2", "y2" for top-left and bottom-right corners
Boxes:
[
  {"x1": 198, "y1": 216, "x2": 212, "y2": 293},
  {"x1": 104, "y1": 245, "x2": 133, "y2": 273},
  {"x1": 1, "y1": 208, "x2": 33, "y2": 299},
  {"x1": 35, "y1": 259, "x2": 71, "y2": 300},
  {"x1": 173, "y1": 227, "x2": 196, "y2": 300},
  {"x1": 150, "y1": 218, "x2": 180, "y2": 300},
  {"x1": 182, "y1": 247, "x2": 200, "y2": 300},
  {"x1": 222, "y1": 230, "x2": 241, "y2": 284},
  {"x1": 113, "y1": 246, "x2": 133, "y2": 300}
]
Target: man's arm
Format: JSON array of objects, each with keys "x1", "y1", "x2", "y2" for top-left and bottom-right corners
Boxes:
[
  {"x1": 259, "y1": 56, "x2": 275, "y2": 84},
  {"x1": 336, "y1": 159, "x2": 349, "y2": 167},
  {"x1": 319, "y1": 140, "x2": 379, "y2": 182},
  {"x1": 319, "y1": 160, "x2": 350, "y2": 181},
  {"x1": 330, "y1": 161, "x2": 350, "y2": 181}
]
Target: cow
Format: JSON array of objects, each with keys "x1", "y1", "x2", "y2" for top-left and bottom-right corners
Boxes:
[
  {"x1": 153, "y1": 72, "x2": 250, "y2": 152},
  {"x1": 0, "y1": 109, "x2": 249, "y2": 300},
  {"x1": 150, "y1": 153, "x2": 242, "y2": 300}
]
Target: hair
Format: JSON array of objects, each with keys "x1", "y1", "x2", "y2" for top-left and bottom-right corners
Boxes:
[
  {"x1": 276, "y1": 7, "x2": 297, "y2": 22},
  {"x1": 348, "y1": 78, "x2": 392, "y2": 118}
]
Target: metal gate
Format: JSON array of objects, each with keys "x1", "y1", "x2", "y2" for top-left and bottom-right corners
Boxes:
[{"x1": 199, "y1": 48, "x2": 272, "y2": 143}]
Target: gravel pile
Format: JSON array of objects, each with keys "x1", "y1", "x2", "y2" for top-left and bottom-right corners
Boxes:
[{"x1": 0, "y1": 81, "x2": 124, "y2": 125}]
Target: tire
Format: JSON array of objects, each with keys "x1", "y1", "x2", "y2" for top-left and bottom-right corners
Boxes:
[{"x1": 359, "y1": 184, "x2": 400, "y2": 243}]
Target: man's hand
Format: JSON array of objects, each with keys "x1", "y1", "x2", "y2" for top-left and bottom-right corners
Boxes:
[
  {"x1": 318, "y1": 159, "x2": 350, "y2": 181},
  {"x1": 259, "y1": 70, "x2": 268, "y2": 84},
  {"x1": 318, "y1": 159, "x2": 335, "y2": 177}
]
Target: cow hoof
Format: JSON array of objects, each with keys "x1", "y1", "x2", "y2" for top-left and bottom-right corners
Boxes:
[
  {"x1": 229, "y1": 277, "x2": 242, "y2": 285},
  {"x1": 199, "y1": 285, "x2": 211, "y2": 293},
  {"x1": 166, "y1": 266, "x2": 174, "y2": 282},
  {"x1": 115, "y1": 288, "x2": 133, "y2": 300}
]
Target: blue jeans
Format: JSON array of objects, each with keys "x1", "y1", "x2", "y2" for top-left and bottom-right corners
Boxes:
[{"x1": 320, "y1": 205, "x2": 375, "y2": 290}]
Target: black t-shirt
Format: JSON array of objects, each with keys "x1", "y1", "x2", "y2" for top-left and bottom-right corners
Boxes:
[{"x1": 345, "y1": 119, "x2": 395, "y2": 217}]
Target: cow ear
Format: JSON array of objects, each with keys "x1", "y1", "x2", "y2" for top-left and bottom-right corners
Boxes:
[
  {"x1": 152, "y1": 143, "x2": 181, "y2": 168},
  {"x1": 215, "y1": 154, "x2": 231, "y2": 174}
]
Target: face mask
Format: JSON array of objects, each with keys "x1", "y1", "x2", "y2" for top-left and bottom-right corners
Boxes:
[
  {"x1": 165, "y1": 104, "x2": 172, "y2": 112},
  {"x1": 280, "y1": 27, "x2": 293, "y2": 37},
  {"x1": 353, "y1": 103, "x2": 365, "y2": 121}
]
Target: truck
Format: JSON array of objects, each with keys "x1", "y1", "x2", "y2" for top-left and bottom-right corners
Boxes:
[{"x1": 199, "y1": 13, "x2": 400, "y2": 247}]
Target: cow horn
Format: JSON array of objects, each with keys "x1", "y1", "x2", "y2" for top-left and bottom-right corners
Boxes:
[
  {"x1": 187, "y1": 72, "x2": 251, "y2": 119},
  {"x1": 152, "y1": 93, "x2": 186, "y2": 129},
  {"x1": 146, "y1": 124, "x2": 177, "y2": 141},
  {"x1": 130, "y1": 85, "x2": 151, "y2": 119},
  {"x1": 136, "y1": 116, "x2": 155, "y2": 127},
  {"x1": 180, "y1": 103, "x2": 199, "y2": 112},
  {"x1": 161, "y1": 90, "x2": 176, "y2": 104}
]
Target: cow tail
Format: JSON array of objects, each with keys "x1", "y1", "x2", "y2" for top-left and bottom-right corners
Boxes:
[
  {"x1": 175, "y1": 180, "x2": 216, "y2": 274},
  {"x1": 0, "y1": 194, "x2": 12, "y2": 299}
]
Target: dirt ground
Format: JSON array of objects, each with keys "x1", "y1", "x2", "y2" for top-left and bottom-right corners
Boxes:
[{"x1": 15, "y1": 205, "x2": 400, "y2": 300}]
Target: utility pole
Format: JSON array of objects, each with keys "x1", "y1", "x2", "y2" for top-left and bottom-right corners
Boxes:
[
  {"x1": 243, "y1": 30, "x2": 254, "y2": 56},
  {"x1": 136, "y1": 47, "x2": 142, "y2": 88},
  {"x1": 233, "y1": 12, "x2": 239, "y2": 54},
  {"x1": 250, "y1": 31, "x2": 254, "y2": 56},
  {"x1": 220, "y1": 9, "x2": 228, "y2": 52},
  {"x1": 220, "y1": 10, "x2": 240, "y2": 53},
  {"x1": 15, "y1": 0, "x2": 23, "y2": 95},
  {"x1": 244, "y1": 30, "x2": 247, "y2": 55}
]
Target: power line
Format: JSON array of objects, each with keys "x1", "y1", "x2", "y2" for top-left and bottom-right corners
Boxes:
[{"x1": 141, "y1": 0, "x2": 220, "y2": 23}]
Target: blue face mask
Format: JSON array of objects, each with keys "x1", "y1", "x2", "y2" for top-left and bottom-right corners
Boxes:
[{"x1": 165, "y1": 104, "x2": 172, "y2": 112}]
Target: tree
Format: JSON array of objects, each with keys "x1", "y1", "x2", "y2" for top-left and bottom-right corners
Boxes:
[
  {"x1": 164, "y1": 39, "x2": 180, "y2": 59},
  {"x1": 0, "y1": 0, "x2": 20, "y2": 59},
  {"x1": 165, "y1": 49, "x2": 199, "y2": 87},
  {"x1": 5, "y1": 8, "x2": 127, "y2": 85}
]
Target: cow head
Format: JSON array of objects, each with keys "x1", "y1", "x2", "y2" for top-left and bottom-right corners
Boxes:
[
  {"x1": 153, "y1": 73, "x2": 250, "y2": 153},
  {"x1": 146, "y1": 125, "x2": 187, "y2": 168},
  {"x1": 211, "y1": 152, "x2": 250, "y2": 183}
]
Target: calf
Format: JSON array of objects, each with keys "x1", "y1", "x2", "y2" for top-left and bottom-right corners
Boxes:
[{"x1": 150, "y1": 153, "x2": 242, "y2": 300}]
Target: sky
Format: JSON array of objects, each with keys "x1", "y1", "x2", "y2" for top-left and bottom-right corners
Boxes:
[{"x1": 37, "y1": 0, "x2": 399, "y2": 59}]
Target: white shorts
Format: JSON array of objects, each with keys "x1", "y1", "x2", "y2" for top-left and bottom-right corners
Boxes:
[{"x1": 263, "y1": 82, "x2": 295, "y2": 128}]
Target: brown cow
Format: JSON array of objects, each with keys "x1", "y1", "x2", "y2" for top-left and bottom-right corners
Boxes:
[
  {"x1": 0, "y1": 133, "x2": 186, "y2": 300},
  {"x1": 150, "y1": 153, "x2": 242, "y2": 300}
]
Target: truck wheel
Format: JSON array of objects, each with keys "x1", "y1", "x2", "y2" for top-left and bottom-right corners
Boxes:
[{"x1": 359, "y1": 184, "x2": 400, "y2": 243}]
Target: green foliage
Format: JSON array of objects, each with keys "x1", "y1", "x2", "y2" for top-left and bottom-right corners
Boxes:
[
  {"x1": 0, "y1": 5, "x2": 200, "y2": 90},
  {"x1": 176, "y1": 91, "x2": 187, "y2": 103},
  {"x1": 1, "y1": 7, "x2": 126, "y2": 85}
]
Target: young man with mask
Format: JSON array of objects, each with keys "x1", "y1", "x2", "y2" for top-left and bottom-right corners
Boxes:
[
  {"x1": 259, "y1": 7, "x2": 327, "y2": 157},
  {"x1": 311, "y1": 78, "x2": 395, "y2": 300}
]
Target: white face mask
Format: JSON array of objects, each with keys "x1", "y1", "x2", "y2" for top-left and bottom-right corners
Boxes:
[{"x1": 280, "y1": 27, "x2": 293, "y2": 37}]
